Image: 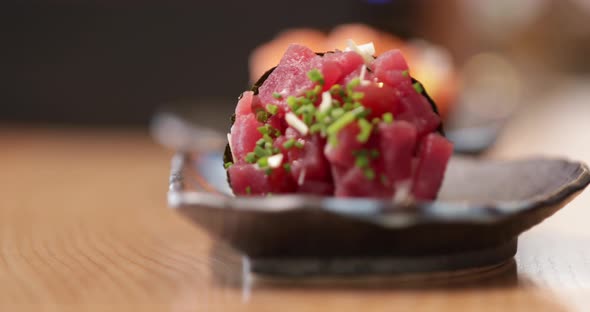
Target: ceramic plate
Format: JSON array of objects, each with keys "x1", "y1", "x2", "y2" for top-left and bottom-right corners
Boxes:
[{"x1": 168, "y1": 152, "x2": 589, "y2": 276}]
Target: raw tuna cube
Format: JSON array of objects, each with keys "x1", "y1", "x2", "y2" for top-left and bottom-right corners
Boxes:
[
  {"x1": 229, "y1": 164, "x2": 296, "y2": 196},
  {"x1": 355, "y1": 83, "x2": 401, "y2": 119},
  {"x1": 267, "y1": 166, "x2": 298, "y2": 194},
  {"x1": 395, "y1": 80, "x2": 441, "y2": 138},
  {"x1": 371, "y1": 50, "x2": 411, "y2": 88},
  {"x1": 378, "y1": 121, "x2": 417, "y2": 185},
  {"x1": 322, "y1": 51, "x2": 365, "y2": 81},
  {"x1": 291, "y1": 135, "x2": 332, "y2": 184},
  {"x1": 411, "y1": 133, "x2": 454, "y2": 200},
  {"x1": 236, "y1": 91, "x2": 254, "y2": 115},
  {"x1": 319, "y1": 59, "x2": 343, "y2": 91},
  {"x1": 334, "y1": 167, "x2": 392, "y2": 198},
  {"x1": 258, "y1": 44, "x2": 320, "y2": 109},
  {"x1": 229, "y1": 113, "x2": 262, "y2": 163},
  {"x1": 297, "y1": 180, "x2": 334, "y2": 196},
  {"x1": 324, "y1": 123, "x2": 364, "y2": 167},
  {"x1": 228, "y1": 164, "x2": 270, "y2": 195}
]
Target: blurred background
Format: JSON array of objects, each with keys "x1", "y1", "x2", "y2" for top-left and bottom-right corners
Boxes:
[{"x1": 2, "y1": 0, "x2": 590, "y2": 133}]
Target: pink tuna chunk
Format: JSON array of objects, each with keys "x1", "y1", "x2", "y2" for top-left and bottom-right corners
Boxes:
[
  {"x1": 229, "y1": 113, "x2": 261, "y2": 163},
  {"x1": 257, "y1": 44, "x2": 320, "y2": 111},
  {"x1": 411, "y1": 133, "x2": 454, "y2": 200},
  {"x1": 378, "y1": 121, "x2": 417, "y2": 186}
]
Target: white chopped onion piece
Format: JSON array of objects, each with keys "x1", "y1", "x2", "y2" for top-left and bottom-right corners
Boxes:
[
  {"x1": 298, "y1": 168, "x2": 307, "y2": 186},
  {"x1": 267, "y1": 154, "x2": 284, "y2": 168},
  {"x1": 285, "y1": 112, "x2": 309, "y2": 136},
  {"x1": 393, "y1": 180, "x2": 413, "y2": 204},
  {"x1": 318, "y1": 91, "x2": 332, "y2": 112},
  {"x1": 360, "y1": 80, "x2": 371, "y2": 87},
  {"x1": 359, "y1": 65, "x2": 367, "y2": 81},
  {"x1": 345, "y1": 39, "x2": 375, "y2": 64},
  {"x1": 359, "y1": 42, "x2": 375, "y2": 55}
]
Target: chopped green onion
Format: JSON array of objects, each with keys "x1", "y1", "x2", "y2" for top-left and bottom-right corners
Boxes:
[
  {"x1": 328, "y1": 135, "x2": 338, "y2": 147},
  {"x1": 267, "y1": 104, "x2": 278, "y2": 115},
  {"x1": 413, "y1": 82, "x2": 423, "y2": 94},
  {"x1": 256, "y1": 110, "x2": 269, "y2": 122},
  {"x1": 347, "y1": 78, "x2": 361, "y2": 92},
  {"x1": 257, "y1": 157, "x2": 268, "y2": 167},
  {"x1": 327, "y1": 107, "x2": 364, "y2": 138},
  {"x1": 307, "y1": 69, "x2": 325, "y2": 85},
  {"x1": 257, "y1": 126, "x2": 269, "y2": 135},
  {"x1": 245, "y1": 153, "x2": 256, "y2": 164},
  {"x1": 342, "y1": 102, "x2": 354, "y2": 111},
  {"x1": 353, "y1": 149, "x2": 367, "y2": 156},
  {"x1": 283, "y1": 138, "x2": 295, "y2": 149},
  {"x1": 382, "y1": 112, "x2": 394, "y2": 124},
  {"x1": 356, "y1": 118, "x2": 373, "y2": 143},
  {"x1": 315, "y1": 110, "x2": 328, "y2": 122},
  {"x1": 351, "y1": 92, "x2": 364, "y2": 100},
  {"x1": 287, "y1": 96, "x2": 299, "y2": 111},
  {"x1": 402, "y1": 70, "x2": 409, "y2": 77},
  {"x1": 283, "y1": 163, "x2": 291, "y2": 172},
  {"x1": 224, "y1": 162, "x2": 233, "y2": 169},
  {"x1": 330, "y1": 84, "x2": 346, "y2": 97},
  {"x1": 371, "y1": 117, "x2": 381, "y2": 125},
  {"x1": 330, "y1": 84, "x2": 342, "y2": 94},
  {"x1": 370, "y1": 149, "x2": 380, "y2": 158},
  {"x1": 258, "y1": 125, "x2": 279, "y2": 139},
  {"x1": 272, "y1": 93, "x2": 282, "y2": 99},
  {"x1": 303, "y1": 114, "x2": 313, "y2": 126},
  {"x1": 299, "y1": 97, "x2": 313, "y2": 106},
  {"x1": 296, "y1": 104, "x2": 316, "y2": 116},
  {"x1": 306, "y1": 85, "x2": 322, "y2": 99},
  {"x1": 309, "y1": 123, "x2": 324, "y2": 134},
  {"x1": 363, "y1": 168, "x2": 375, "y2": 180},
  {"x1": 330, "y1": 107, "x2": 345, "y2": 119},
  {"x1": 245, "y1": 186, "x2": 251, "y2": 194},
  {"x1": 355, "y1": 154, "x2": 369, "y2": 168},
  {"x1": 254, "y1": 146, "x2": 267, "y2": 158},
  {"x1": 360, "y1": 108, "x2": 370, "y2": 117},
  {"x1": 294, "y1": 140, "x2": 304, "y2": 149}
]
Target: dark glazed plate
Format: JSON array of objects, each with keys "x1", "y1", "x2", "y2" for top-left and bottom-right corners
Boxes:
[{"x1": 168, "y1": 152, "x2": 589, "y2": 276}]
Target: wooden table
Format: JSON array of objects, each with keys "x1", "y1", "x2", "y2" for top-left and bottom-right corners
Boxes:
[{"x1": 1, "y1": 81, "x2": 589, "y2": 311}]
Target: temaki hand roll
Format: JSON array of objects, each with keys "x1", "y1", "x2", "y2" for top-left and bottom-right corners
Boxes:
[{"x1": 224, "y1": 41, "x2": 453, "y2": 200}]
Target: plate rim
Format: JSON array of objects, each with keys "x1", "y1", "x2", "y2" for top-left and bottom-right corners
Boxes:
[{"x1": 168, "y1": 152, "x2": 590, "y2": 227}]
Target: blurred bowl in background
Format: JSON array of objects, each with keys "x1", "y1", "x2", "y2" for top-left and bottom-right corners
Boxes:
[{"x1": 443, "y1": 52, "x2": 522, "y2": 154}]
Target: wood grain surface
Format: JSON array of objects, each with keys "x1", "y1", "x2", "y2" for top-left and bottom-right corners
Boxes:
[{"x1": 0, "y1": 80, "x2": 589, "y2": 311}]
